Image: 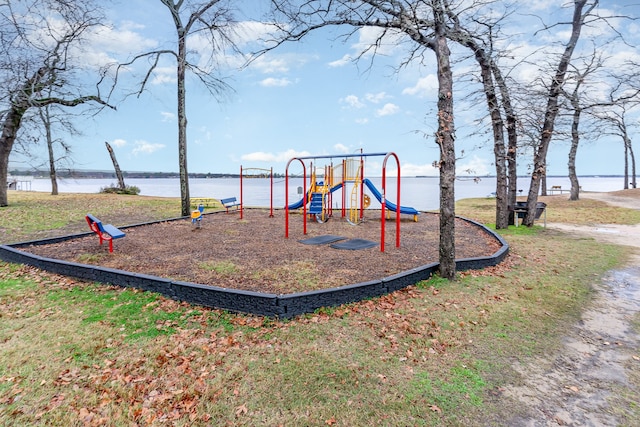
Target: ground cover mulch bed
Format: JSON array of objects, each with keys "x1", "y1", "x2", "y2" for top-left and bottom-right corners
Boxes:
[{"x1": 21, "y1": 209, "x2": 502, "y2": 295}]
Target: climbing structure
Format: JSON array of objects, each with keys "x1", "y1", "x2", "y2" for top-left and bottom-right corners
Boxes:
[{"x1": 284, "y1": 152, "x2": 418, "y2": 252}]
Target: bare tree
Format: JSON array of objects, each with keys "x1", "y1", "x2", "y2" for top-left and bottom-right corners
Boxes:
[
  {"x1": 0, "y1": 0, "x2": 112, "y2": 206},
  {"x1": 595, "y1": 103, "x2": 640, "y2": 188},
  {"x1": 114, "y1": 0, "x2": 239, "y2": 217},
  {"x1": 39, "y1": 104, "x2": 63, "y2": 195},
  {"x1": 523, "y1": 0, "x2": 597, "y2": 226},
  {"x1": 268, "y1": 0, "x2": 458, "y2": 278},
  {"x1": 444, "y1": 4, "x2": 520, "y2": 229},
  {"x1": 561, "y1": 49, "x2": 606, "y2": 200},
  {"x1": 592, "y1": 63, "x2": 640, "y2": 189}
]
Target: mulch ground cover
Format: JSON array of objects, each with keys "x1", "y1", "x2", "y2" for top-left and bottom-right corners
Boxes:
[{"x1": 22, "y1": 209, "x2": 502, "y2": 294}]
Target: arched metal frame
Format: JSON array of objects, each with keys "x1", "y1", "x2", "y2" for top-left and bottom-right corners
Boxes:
[
  {"x1": 240, "y1": 166, "x2": 274, "y2": 219},
  {"x1": 285, "y1": 152, "x2": 401, "y2": 252},
  {"x1": 285, "y1": 158, "x2": 307, "y2": 237}
]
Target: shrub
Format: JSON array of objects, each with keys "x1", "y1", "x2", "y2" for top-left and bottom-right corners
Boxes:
[{"x1": 99, "y1": 184, "x2": 141, "y2": 195}]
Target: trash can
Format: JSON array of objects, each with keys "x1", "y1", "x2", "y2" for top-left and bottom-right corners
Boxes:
[{"x1": 511, "y1": 201, "x2": 546, "y2": 226}]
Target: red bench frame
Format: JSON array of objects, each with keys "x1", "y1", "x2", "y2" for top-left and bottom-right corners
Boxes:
[{"x1": 85, "y1": 214, "x2": 126, "y2": 253}]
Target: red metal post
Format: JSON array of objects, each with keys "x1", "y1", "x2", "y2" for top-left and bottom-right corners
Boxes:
[
  {"x1": 359, "y1": 156, "x2": 364, "y2": 220},
  {"x1": 269, "y1": 167, "x2": 274, "y2": 218},
  {"x1": 285, "y1": 158, "x2": 307, "y2": 238},
  {"x1": 240, "y1": 165, "x2": 244, "y2": 219},
  {"x1": 341, "y1": 159, "x2": 346, "y2": 218},
  {"x1": 382, "y1": 152, "x2": 401, "y2": 248},
  {"x1": 380, "y1": 166, "x2": 386, "y2": 253}
]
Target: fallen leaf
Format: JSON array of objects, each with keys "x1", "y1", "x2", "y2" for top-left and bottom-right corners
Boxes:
[
  {"x1": 430, "y1": 405, "x2": 442, "y2": 413},
  {"x1": 235, "y1": 404, "x2": 248, "y2": 417}
]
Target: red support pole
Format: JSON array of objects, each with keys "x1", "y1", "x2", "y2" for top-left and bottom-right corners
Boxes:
[
  {"x1": 240, "y1": 165, "x2": 244, "y2": 219},
  {"x1": 382, "y1": 152, "x2": 401, "y2": 249},
  {"x1": 380, "y1": 167, "x2": 386, "y2": 253},
  {"x1": 396, "y1": 162, "x2": 401, "y2": 248},
  {"x1": 359, "y1": 156, "x2": 365, "y2": 220},
  {"x1": 285, "y1": 158, "x2": 307, "y2": 238},
  {"x1": 341, "y1": 159, "x2": 346, "y2": 218},
  {"x1": 285, "y1": 164, "x2": 290, "y2": 238},
  {"x1": 269, "y1": 167, "x2": 274, "y2": 218}
]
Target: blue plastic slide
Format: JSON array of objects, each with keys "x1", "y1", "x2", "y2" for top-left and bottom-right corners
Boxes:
[
  {"x1": 287, "y1": 183, "x2": 343, "y2": 209},
  {"x1": 363, "y1": 179, "x2": 420, "y2": 216}
]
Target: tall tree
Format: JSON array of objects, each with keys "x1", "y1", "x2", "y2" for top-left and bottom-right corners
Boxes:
[
  {"x1": 591, "y1": 63, "x2": 640, "y2": 190},
  {"x1": 39, "y1": 104, "x2": 61, "y2": 195},
  {"x1": 523, "y1": 0, "x2": 597, "y2": 226},
  {"x1": 269, "y1": 0, "x2": 458, "y2": 278},
  {"x1": 561, "y1": 50, "x2": 605, "y2": 200},
  {"x1": 0, "y1": 0, "x2": 111, "y2": 206},
  {"x1": 596, "y1": 104, "x2": 640, "y2": 189},
  {"x1": 445, "y1": 5, "x2": 519, "y2": 229},
  {"x1": 116, "y1": 0, "x2": 238, "y2": 217}
]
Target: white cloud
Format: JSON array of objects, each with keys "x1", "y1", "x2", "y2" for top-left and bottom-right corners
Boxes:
[
  {"x1": 333, "y1": 143, "x2": 350, "y2": 154},
  {"x1": 328, "y1": 54, "x2": 353, "y2": 68},
  {"x1": 252, "y1": 57, "x2": 291, "y2": 73},
  {"x1": 246, "y1": 52, "x2": 318, "y2": 74},
  {"x1": 402, "y1": 75, "x2": 438, "y2": 98},
  {"x1": 375, "y1": 103, "x2": 400, "y2": 117},
  {"x1": 355, "y1": 118, "x2": 369, "y2": 125},
  {"x1": 340, "y1": 95, "x2": 365, "y2": 109},
  {"x1": 365, "y1": 92, "x2": 389, "y2": 104},
  {"x1": 132, "y1": 140, "x2": 165, "y2": 156},
  {"x1": 80, "y1": 21, "x2": 158, "y2": 69},
  {"x1": 160, "y1": 112, "x2": 175, "y2": 122},
  {"x1": 111, "y1": 138, "x2": 127, "y2": 148},
  {"x1": 151, "y1": 67, "x2": 177, "y2": 85},
  {"x1": 260, "y1": 77, "x2": 292, "y2": 87},
  {"x1": 231, "y1": 21, "x2": 280, "y2": 48},
  {"x1": 456, "y1": 155, "x2": 492, "y2": 176},
  {"x1": 241, "y1": 149, "x2": 312, "y2": 163},
  {"x1": 351, "y1": 27, "x2": 404, "y2": 57},
  {"x1": 400, "y1": 163, "x2": 440, "y2": 177}
]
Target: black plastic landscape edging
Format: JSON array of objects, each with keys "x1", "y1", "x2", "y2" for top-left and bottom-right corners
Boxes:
[{"x1": 0, "y1": 211, "x2": 509, "y2": 319}]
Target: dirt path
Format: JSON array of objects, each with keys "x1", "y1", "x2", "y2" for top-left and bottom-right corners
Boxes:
[{"x1": 505, "y1": 192, "x2": 640, "y2": 426}]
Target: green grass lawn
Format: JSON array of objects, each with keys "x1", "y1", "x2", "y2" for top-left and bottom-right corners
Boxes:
[{"x1": 0, "y1": 190, "x2": 638, "y2": 426}]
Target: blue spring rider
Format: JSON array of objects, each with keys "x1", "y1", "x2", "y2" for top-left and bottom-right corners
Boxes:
[{"x1": 191, "y1": 204, "x2": 205, "y2": 228}]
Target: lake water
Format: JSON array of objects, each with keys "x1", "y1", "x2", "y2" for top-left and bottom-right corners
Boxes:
[{"x1": 16, "y1": 175, "x2": 628, "y2": 212}]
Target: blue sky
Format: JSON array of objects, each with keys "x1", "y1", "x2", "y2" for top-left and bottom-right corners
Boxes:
[{"x1": 10, "y1": 0, "x2": 640, "y2": 177}]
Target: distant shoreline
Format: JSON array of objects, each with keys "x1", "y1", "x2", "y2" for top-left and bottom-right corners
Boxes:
[{"x1": 9, "y1": 170, "x2": 625, "y2": 180}]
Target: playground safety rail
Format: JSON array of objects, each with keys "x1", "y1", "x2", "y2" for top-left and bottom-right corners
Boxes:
[{"x1": 0, "y1": 212, "x2": 509, "y2": 319}]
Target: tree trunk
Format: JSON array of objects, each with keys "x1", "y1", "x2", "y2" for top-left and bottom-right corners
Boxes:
[
  {"x1": 105, "y1": 141, "x2": 125, "y2": 190},
  {"x1": 479, "y1": 59, "x2": 508, "y2": 229},
  {"x1": 624, "y1": 135, "x2": 636, "y2": 188},
  {"x1": 524, "y1": 0, "x2": 590, "y2": 226},
  {"x1": 434, "y1": 19, "x2": 456, "y2": 280},
  {"x1": 624, "y1": 141, "x2": 629, "y2": 189},
  {"x1": 493, "y1": 65, "x2": 519, "y2": 225},
  {"x1": 453, "y1": 31, "x2": 509, "y2": 229},
  {"x1": 39, "y1": 106, "x2": 59, "y2": 196},
  {"x1": 0, "y1": 107, "x2": 24, "y2": 206},
  {"x1": 177, "y1": 29, "x2": 191, "y2": 217},
  {"x1": 568, "y1": 107, "x2": 581, "y2": 200}
]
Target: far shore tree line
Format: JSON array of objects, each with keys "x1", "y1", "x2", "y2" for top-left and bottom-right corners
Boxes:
[{"x1": 1, "y1": 0, "x2": 638, "y2": 279}]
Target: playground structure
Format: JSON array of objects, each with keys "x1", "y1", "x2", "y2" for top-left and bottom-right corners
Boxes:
[
  {"x1": 239, "y1": 166, "x2": 274, "y2": 219},
  {"x1": 285, "y1": 152, "x2": 419, "y2": 252}
]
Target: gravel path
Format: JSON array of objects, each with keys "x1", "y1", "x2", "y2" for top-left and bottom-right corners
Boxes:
[{"x1": 505, "y1": 191, "x2": 640, "y2": 426}]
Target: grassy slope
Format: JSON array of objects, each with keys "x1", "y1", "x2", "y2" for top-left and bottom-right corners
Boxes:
[{"x1": 1, "y1": 190, "x2": 639, "y2": 426}]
